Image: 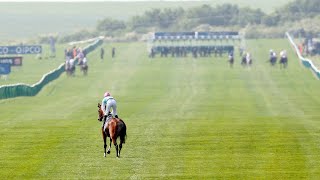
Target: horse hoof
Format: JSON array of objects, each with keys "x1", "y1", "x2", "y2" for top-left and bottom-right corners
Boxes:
[
  {"x1": 107, "y1": 151, "x2": 110, "y2": 154},
  {"x1": 104, "y1": 153, "x2": 106, "y2": 157}
]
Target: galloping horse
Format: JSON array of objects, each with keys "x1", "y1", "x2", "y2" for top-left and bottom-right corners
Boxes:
[
  {"x1": 279, "y1": 50, "x2": 288, "y2": 69},
  {"x1": 228, "y1": 51, "x2": 234, "y2": 68},
  {"x1": 97, "y1": 103, "x2": 127, "y2": 158},
  {"x1": 269, "y1": 50, "x2": 277, "y2": 66},
  {"x1": 65, "y1": 59, "x2": 75, "y2": 76},
  {"x1": 241, "y1": 52, "x2": 252, "y2": 67},
  {"x1": 80, "y1": 64, "x2": 88, "y2": 76},
  {"x1": 80, "y1": 57, "x2": 88, "y2": 76}
]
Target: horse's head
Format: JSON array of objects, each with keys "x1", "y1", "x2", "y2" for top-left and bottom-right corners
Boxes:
[{"x1": 97, "y1": 103, "x2": 104, "y2": 121}]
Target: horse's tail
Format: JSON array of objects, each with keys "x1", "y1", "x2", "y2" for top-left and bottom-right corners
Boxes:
[{"x1": 120, "y1": 120, "x2": 127, "y2": 144}]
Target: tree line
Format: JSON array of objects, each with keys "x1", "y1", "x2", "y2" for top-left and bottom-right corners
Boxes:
[{"x1": 46, "y1": 0, "x2": 320, "y2": 43}]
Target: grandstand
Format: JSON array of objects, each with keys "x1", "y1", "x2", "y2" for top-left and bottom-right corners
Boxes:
[{"x1": 148, "y1": 31, "x2": 242, "y2": 58}]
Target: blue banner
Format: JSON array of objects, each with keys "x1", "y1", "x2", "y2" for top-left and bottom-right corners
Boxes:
[
  {"x1": 0, "y1": 63, "x2": 11, "y2": 74},
  {"x1": 0, "y1": 57, "x2": 22, "y2": 66},
  {"x1": 198, "y1": 32, "x2": 239, "y2": 36},
  {"x1": 155, "y1": 32, "x2": 195, "y2": 39},
  {"x1": 0, "y1": 45, "x2": 42, "y2": 55},
  {"x1": 154, "y1": 32, "x2": 239, "y2": 40}
]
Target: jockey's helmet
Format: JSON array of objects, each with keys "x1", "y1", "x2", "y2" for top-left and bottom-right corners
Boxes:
[{"x1": 104, "y1": 92, "x2": 110, "y2": 97}]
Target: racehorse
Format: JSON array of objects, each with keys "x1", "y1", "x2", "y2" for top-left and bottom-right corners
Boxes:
[
  {"x1": 65, "y1": 59, "x2": 75, "y2": 76},
  {"x1": 241, "y1": 52, "x2": 252, "y2": 67},
  {"x1": 80, "y1": 64, "x2": 88, "y2": 76},
  {"x1": 269, "y1": 51, "x2": 277, "y2": 66},
  {"x1": 270, "y1": 56, "x2": 277, "y2": 66},
  {"x1": 279, "y1": 50, "x2": 288, "y2": 69},
  {"x1": 228, "y1": 52, "x2": 234, "y2": 68},
  {"x1": 241, "y1": 54, "x2": 247, "y2": 66},
  {"x1": 279, "y1": 56, "x2": 288, "y2": 68},
  {"x1": 80, "y1": 57, "x2": 88, "y2": 76},
  {"x1": 97, "y1": 103, "x2": 127, "y2": 158}
]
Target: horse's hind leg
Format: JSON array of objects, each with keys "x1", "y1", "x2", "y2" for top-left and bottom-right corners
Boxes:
[
  {"x1": 115, "y1": 143, "x2": 119, "y2": 158},
  {"x1": 119, "y1": 140, "x2": 123, "y2": 158},
  {"x1": 107, "y1": 138, "x2": 111, "y2": 154},
  {"x1": 111, "y1": 137, "x2": 119, "y2": 157}
]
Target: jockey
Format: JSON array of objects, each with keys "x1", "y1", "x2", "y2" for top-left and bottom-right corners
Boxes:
[
  {"x1": 269, "y1": 49, "x2": 273, "y2": 58},
  {"x1": 246, "y1": 52, "x2": 251, "y2": 64},
  {"x1": 229, "y1": 51, "x2": 234, "y2": 58},
  {"x1": 280, "y1": 50, "x2": 287, "y2": 58},
  {"x1": 101, "y1": 92, "x2": 119, "y2": 120},
  {"x1": 269, "y1": 49, "x2": 277, "y2": 59},
  {"x1": 67, "y1": 58, "x2": 75, "y2": 68},
  {"x1": 82, "y1": 57, "x2": 87, "y2": 66}
]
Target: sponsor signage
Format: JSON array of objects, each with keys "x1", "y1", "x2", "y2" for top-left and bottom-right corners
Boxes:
[
  {"x1": 0, "y1": 45, "x2": 42, "y2": 55},
  {"x1": 154, "y1": 32, "x2": 239, "y2": 40},
  {"x1": 0, "y1": 57, "x2": 22, "y2": 66},
  {"x1": 0, "y1": 63, "x2": 11, "y2": 74},
  {"x1": 155, "y1": 32, "x2": 195, "y2": 40}
]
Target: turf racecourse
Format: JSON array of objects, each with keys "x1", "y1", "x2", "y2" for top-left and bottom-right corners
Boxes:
[{"x1": 1, "y1": 39, "x2": 320, "y2": 179}]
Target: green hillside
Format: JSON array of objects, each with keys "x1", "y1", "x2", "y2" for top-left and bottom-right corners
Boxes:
[{"x1": 1, "y1": 39, "x2": 320, "y2": 178}]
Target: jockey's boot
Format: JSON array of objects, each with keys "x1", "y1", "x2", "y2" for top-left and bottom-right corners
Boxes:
[{"x1": 115, "y1": 115, "x2": 119, "y2": 118}]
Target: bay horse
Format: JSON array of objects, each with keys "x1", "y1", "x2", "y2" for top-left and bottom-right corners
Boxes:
[{"x1": 97, "y1": 103, "x2": 127, "y2": 158}]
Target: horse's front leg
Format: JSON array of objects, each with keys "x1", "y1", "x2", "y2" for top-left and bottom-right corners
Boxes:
[{"x1": 102, "y1": 129, "x2": 107, "y2": 157}]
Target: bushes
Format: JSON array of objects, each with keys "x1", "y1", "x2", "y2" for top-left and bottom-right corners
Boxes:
[{"x1": 58, "y1": 29, "x2": 98, "y2": 43}]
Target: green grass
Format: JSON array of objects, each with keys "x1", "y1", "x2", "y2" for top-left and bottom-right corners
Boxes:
[
  {"x1": 1, "y1": 39, "x2": 320, "y2": 179},
  {"x1": 0, "y1": 0, "x2": 294, "y2": 41}
]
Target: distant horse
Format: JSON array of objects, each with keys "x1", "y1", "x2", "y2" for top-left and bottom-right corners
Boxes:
[
  {"x1": 80, "y1": 57, "x2": 88, "y2": 76},
  {"x1": 67, "y1": 66, "x2": 75, "y2": 76},
  {"x1": 270, "y1": 56, "x2": 277, "y2": 66},
  {"x1": 80, "y1": 64, "x2": 88, "y2": 76},
  {"x1": 241, "y1": 52, "x2": 252, "y2": 67},
  {"x1": 246, "y1": 53, "x2": 252, "y2": 66},
  {"x1": 112, "y1": 47, "x2": 116, "y2": 58},
  {"x1": 279, "y1": 57, "x2": 288, "y2": 68},
  {"x1": 65, "y1": 59, "x2": 75, "y2": 76},
  {"x1": 228, "y1": 53, "x2": 234, "y2": 68},
  {"x1": 279, "y1": 50, "x2": 288, "y2": 69},
  {"x1": 97, "y1": 103, "x2": 127, "y2": 158},
  {"x1": 241, "y1": 54, "x2": 247, "y2": 66},
  {"x1": 268, "y1": 50, "x2": 277, "y2": 66}
]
